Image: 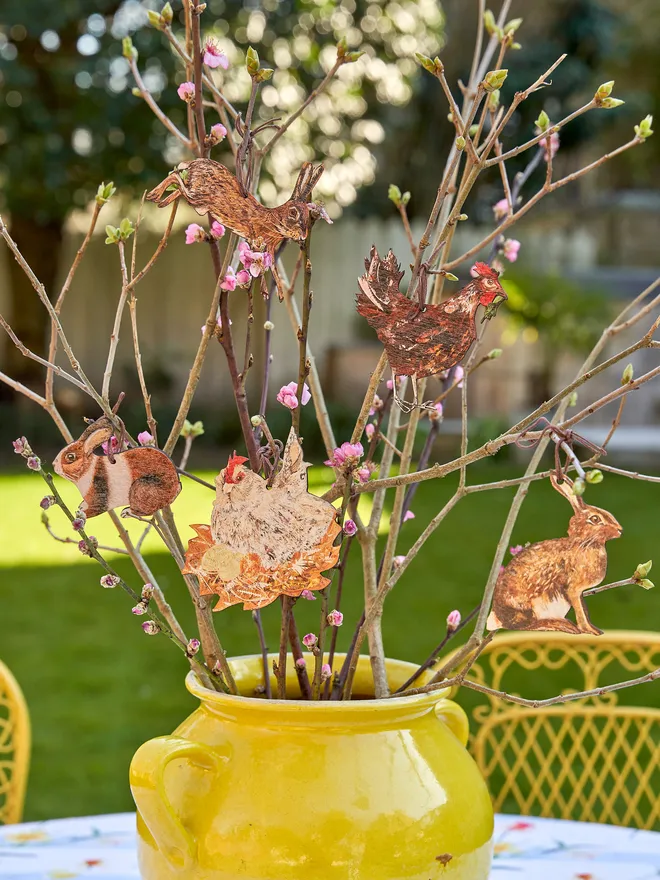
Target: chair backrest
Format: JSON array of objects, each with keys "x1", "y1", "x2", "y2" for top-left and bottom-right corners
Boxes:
[
  {"x1": 462, "y1": 631, "x2": 660, "y2": 829},
  {"x1": 0, "y1": 659, "x2": 30, "y2": 824}
]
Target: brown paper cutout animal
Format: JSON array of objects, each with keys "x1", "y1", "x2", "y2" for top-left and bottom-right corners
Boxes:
[
  {"x1": 487, "y1": 475, "x2": 622, "y2": 635},
  {"x1": 53, "y1": 417, "x2": 181, "y2": 517},
  {"x1": 356, "y1": 248, "x2": 507, "y2": 410},
  {"x1": 147, "y1": 160, "x2": 323, "y2": 297},
  {"x1": 183, "y1": 429, "x2": 341, "y2": 611}
]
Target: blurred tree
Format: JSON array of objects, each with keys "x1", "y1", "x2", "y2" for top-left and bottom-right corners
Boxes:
[
  {"x1": 501, "y1": 272, "x2": 614, "y2": 406},
  {"x1": 0, "y1": 0, "x2": 444, "y2": 389}
]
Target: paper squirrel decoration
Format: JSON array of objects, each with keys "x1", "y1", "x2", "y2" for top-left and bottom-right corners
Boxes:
[
  {"x1": 183, "y1": 430, "x2": 341, "y2": 611},
  {"x1": 356, "y1": 248, "x2": 507, "y2": 409},
  {"x1": 487, "y1": 476, "x2": 622, "y2": 635},
  {"x1": 147, "y1": 160, "x2": 324, "y2": 297},
  {"x1": 53, "y1": 417, "x2": 181, "y2": 518}
]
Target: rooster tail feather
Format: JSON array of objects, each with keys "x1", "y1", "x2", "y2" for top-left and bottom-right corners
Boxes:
[{"x1": 356, "y1": 245, "x2": 404, "y2": 314}]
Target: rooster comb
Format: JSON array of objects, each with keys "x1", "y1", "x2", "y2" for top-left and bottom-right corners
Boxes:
[
  {"x1": 472, "y1": 261, "x2": 500, "y2": 280},
  {"x1": 225, "y1": 453, "x2": 249, "y2": 484}
]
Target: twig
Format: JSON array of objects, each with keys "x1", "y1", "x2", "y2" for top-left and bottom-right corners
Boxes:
[
  {"x1": 252, "y1": 610, "x2": 272, "y2": 699},
  {"x1": 102, "y1": 242, "x2": 131, "y2": 402},
  {"x1": 292, "y1": 233, "x2": 312, "y2": 435},
  {"x1": 128, "y1": 56, "x2": 192, "y2": 149},
  {"x1": 288, "y1": 611, "x2": 312, "y2": 700},
  {"x1": 276, "y1": 597, "x2": 293, "y2": 699}
]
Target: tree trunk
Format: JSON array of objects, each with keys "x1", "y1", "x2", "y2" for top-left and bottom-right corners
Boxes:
[{"x1": 3, "y1": 215, "x2": 64, "y2": 393}]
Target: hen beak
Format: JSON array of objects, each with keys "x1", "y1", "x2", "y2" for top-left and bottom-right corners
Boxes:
[{"x1": 481, "y1": 292, "x2": 507, "y2": 323}]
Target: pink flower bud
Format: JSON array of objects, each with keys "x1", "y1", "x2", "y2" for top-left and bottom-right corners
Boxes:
[
  {"x1": 326, "y1": 610, "x2": 343, "y2": 627},
  {"x1": 509, "y1": 544, "x2": 524, "y2": 556},
  {"x1": 343, "y1": 519, "x2": 357, "y2": 537},
  {"x1": 101, "y1": 435, "x2": 121, "y2": 455},
  {"x1": 141, "y1": 620, "x2": 160, "y2": 635},
  {"x1": 302, "y1": 633, "x2": 318, "y2": 648},
  {"x1": 393, "y1": 555, "x2": 406, "y2": 567},
  {"x1": 321, "y1": 663, "x2": 332, "y2": 681},
  {"x1": 295, "y1": 657, "x2": 307, "y2": 669},
  {"x1": 492, "y1": 198, "x2": 508, "y2": 221},
  {"x1": 137, "y1": 431, "x2": 154, "y2": 446},
  {"x1": 446, "y1": 609, "x2": 461, "y2": 631},
  {"x1": 502, "y1": 238, "x2": 521, "y2": 263},
  {"x1": 40, "y1": 495, "x2": 56, "y2": 510},
  {"x1": 276, "y1": 381, "x2": 311, "y2": 410},
  {"x1": 429, "y1": 402, "x2": 444, "y2": 422},
  {"x1": 454, "y1": 365, "x2": 465, "y2": 388},
  {"x1": 186, "y1": 638, "x2": 201, "y2": 656},
  {"x1": 72, "y1": 517, "x2": 86, "y2": 532},
  {"x1": 12, "y1": 436, "x2": 28, "y2": 454},
  {"x1": 203, "y1": 40, "x2": 229, "y2": 69},
  {"x1": 100, "y1": 574, "x2": 120, "y2": 589},
  {"x1": 236, "y1": 268, "x2": 251, "y2": 286},
  {"x1": 210, "y1": 221, "x2": 225, "y2": 239},
  {"x1": 177, "y1": 81, "x2": 195, "y2": 102},
  {"x1": 324, "y1": 441, "x2": 364, "y2": 468},
  {"x1": 209, "y1": 123, "x2": 228, "y2": 143},
  {"x1": 403, "y1": 510, "x2": 415, "y2": 522},
  {"x1": 141, "y1": 583, "x2": 154, "y2": 600},
  {"x1": 365, "y1": 423, "x2": 375, "y2": 440},
  {"x1": 132, "y1": 603, "x2": 147, "y2": 615},
  {"x1": 26, "y1": 456, "x2": 41, "y2": 470},
  {"x1": 300, "y1": 590, "x2": 316, "y2": 601},
  {"x1": 220, "y1": 266, "x2": 237, "y2": 291},
  {"x1": 78, "y1": 537, "x2": 97, "y2": 557},
  {"x1": 185, "y1": 223, "x2": 206, "y2": 245}
]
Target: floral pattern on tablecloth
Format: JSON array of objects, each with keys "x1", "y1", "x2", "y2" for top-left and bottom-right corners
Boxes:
[{"x1": 0, "y1": 812, "x2": 658, "y2": 878}]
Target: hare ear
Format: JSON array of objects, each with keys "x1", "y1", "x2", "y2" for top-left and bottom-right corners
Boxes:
[
  {"x1": 550, "y1": 474, "x2": 585, "y2": 511},
  {"x1": 80, "y1": 419, "x2": 114, "y2": 456}
]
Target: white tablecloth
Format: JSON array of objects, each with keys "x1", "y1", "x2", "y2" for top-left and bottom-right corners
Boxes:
[{"x1": 0, "y1": 812, "x2": 658, "y2": 878}]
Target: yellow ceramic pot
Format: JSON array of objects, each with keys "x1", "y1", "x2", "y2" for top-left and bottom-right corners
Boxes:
[{"x1": 130, "y1": 654, "x2": 493, "y2": 880}]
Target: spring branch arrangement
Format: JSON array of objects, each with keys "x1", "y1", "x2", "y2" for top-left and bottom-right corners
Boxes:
[{"x1": 1, "y1": 1, "x2": 659, "y2": 709}]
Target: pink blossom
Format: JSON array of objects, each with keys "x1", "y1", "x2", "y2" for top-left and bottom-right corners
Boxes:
[
  {"x1": 393, "y1": 555, "x2": 406, "y2": 567},
  {"x1": 446, "y1": 609, "x2": 461, "y2": 631},
  {"x1": 277, "y1": 381, "x2": 311, "y2": 410},
  {"x1": 185, "y1": 223, "x2": 206, "y2": 245},
  {"x1": 369, "y1": 394, "x2": 382, "y2": 415},
  {"x1": 210, "y1": 221, "x2": 225, "y2": 239},
  {"x1": 236, "y1": 269, "x2": 251, "y2": 286},
  {"x1": 539, "y1": 130, "x2": 560, "y2": 161},
  {"x1": 321, "y1": 663, "x2": 332, "y2": 681},
  {"x1": 12, "y1": 436, "x2": 28, "y2": 454},
  {"x1": 343, "y1": 519, "x2": 357, "y2": 537},
  {"x1": 386, "y1": 379, "x2": 394, "y2": 390},
  {"x1": 327, "y1": 609, "x2": 343, "y2": 627},
  {"x1": 295, "y1": 657, "x2": 307, "y2": 669},
  {"x1": 502, "y1": 239, "x2": 521, "y2": 263},
  {"x1": 132, "y1": 603, "x2": 147, "y2": 616},
  {"x1": 403, "y1": 510, "x2": 415, "y2": 522},
  {"x1": 325, "y1": 441, "x2": 364, "y2": 468},
  {"x1": 177, "y1": 81, "x2": 195, "y2": 102},
  {"x1": 220, "y1": 267, "x2": 238, "y2": 291},
  {"x1": 499, "y1": 565, "x2": 505, "y2": 574},
  {"x1": 493, "y1": 198, "x2": 509, "y2": 221},
  {"x1": 209, "y1": 123, "x2": 228, "y2": 143},
  {"x1": 353, "y1": 464, "x2": 373, "y2": 484},
  {"x1": 365, "y1": 423, "x2": 376, "y2": 440},
  {"x1": 186, "y1": 638, "x2": 200, "y2": 656},
  {"x1": 429, "y1": 402, "x2": 444, "y2": 422},
  {"x1": 454, "y1": 365, "x2": 464, "y2": 388},
  {"x1": 510, "y1": 544, "x2": 524, "y2": 556},
  {"x1": 101, "y1": 435, "x2": 121, "y2": 455},
  {"x1": 72, "y1": 517, "x2": 86, "y2": 532},
  {"x1": 26, "y1": 455, "x2": 41, "y2": 470},
  {"x1": 100, "y1": 574, "x2": 119, "y2": 589},
  {"x1": 40, "y1": 495, "x2": 56, "y2": 510},
  {"x1": 300, "y1": 590, "x2": 316, "y2": 601},
  {"x1": 142, "y1": 620, "x2": 160, "y2": 635},
  {"x1": 302, "y1": 633, "x2": 318, "y2": 648},
  {"x1": 79, "y1": 537, "x2": 97, "y2": 557},
  {"x1": 137, "y1": 431, "x2": 154, "y2": 446},
  {"x1": 238, "y1": 241, "x2": 273, "y2": 277},
  {"x1": 203, "y1": 40, "x2": 229, "y2": 70}
]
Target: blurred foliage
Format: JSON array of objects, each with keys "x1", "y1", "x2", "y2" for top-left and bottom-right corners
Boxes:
[
  {"x1": 0, "y1": 0, "x2": 444, "y2": 225},
  {"x1": 502, "y1": 272, "x2": 614, "y2": 355}
]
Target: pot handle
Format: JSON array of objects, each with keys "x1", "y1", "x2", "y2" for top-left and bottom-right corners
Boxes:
[
  {"x1": 434, "y1": 699, "x2": 470, "y2": 746},
  {"x1": 130, "y1": 735, "x2": 220, "y2": 871}
]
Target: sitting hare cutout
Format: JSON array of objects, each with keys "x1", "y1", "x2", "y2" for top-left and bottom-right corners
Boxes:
[
  {"x1": 487, "y1": 475, "x2": 622, "y2": 636},
  {"x1": 53, "y1": 416, "x2": 181, "y2": 518}
]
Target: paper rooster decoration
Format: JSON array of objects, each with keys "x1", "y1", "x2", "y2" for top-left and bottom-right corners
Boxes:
[
  {"x1": 147, "y1": 160, "x2": 324, "y2": 296},
  {"x1": 356, "y1": 247, "x2": 507, "y2": 409},
  {"x1": 53, "y1": 417, "x2": 181, "y2": 517},
  {"x1": 487, "y1": 476, "x2": 622, "y2": 635},
  {"x1": 183, "y1": 430, "x2": 341, "y2": 611}
]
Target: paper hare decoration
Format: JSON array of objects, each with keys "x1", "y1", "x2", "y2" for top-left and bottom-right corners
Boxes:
[
  {"x1": 53, "y1": 417, "x2": 181, "y2": 518},
  {"x1": 487, "y1": 475, "x2": 622, "y2": 635}
]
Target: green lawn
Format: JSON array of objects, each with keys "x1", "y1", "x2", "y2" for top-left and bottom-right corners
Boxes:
[{"x1": 1, "y1": 461, "x2": 659, "y2": 820}]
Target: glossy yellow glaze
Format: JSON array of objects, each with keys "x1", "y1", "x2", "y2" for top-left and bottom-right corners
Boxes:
[
  {"x1": 0, "y1": 658, "x2": 30, "y2": 825},
  {"x1": 130, "y1": 654, "x2": 493, "y2": 879}
]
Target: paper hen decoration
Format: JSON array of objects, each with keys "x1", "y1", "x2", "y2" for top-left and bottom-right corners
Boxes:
[
  {"x1": 53, "y1": 417, "x2": 181, "y2": 517},
  {"x1": 356, "y1": 248, "x2": 507, "y2": 409},
  {"x1": 147, "y1": 160, "x2": 324, "y2": 297},
  {"x1": 487, "y1": 476, "x2": 622, "y2": 636},
  {"x1": 183, "y1": 430, "x2": 341, "y2": 611}
]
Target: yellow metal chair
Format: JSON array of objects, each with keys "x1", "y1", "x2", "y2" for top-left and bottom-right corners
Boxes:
[
  {"x1": 0, "y1": 659, "x2": 30, "y2": 824},
  {"x1": 461, "y1": 631, "x2": 660, "y2": 829}
]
